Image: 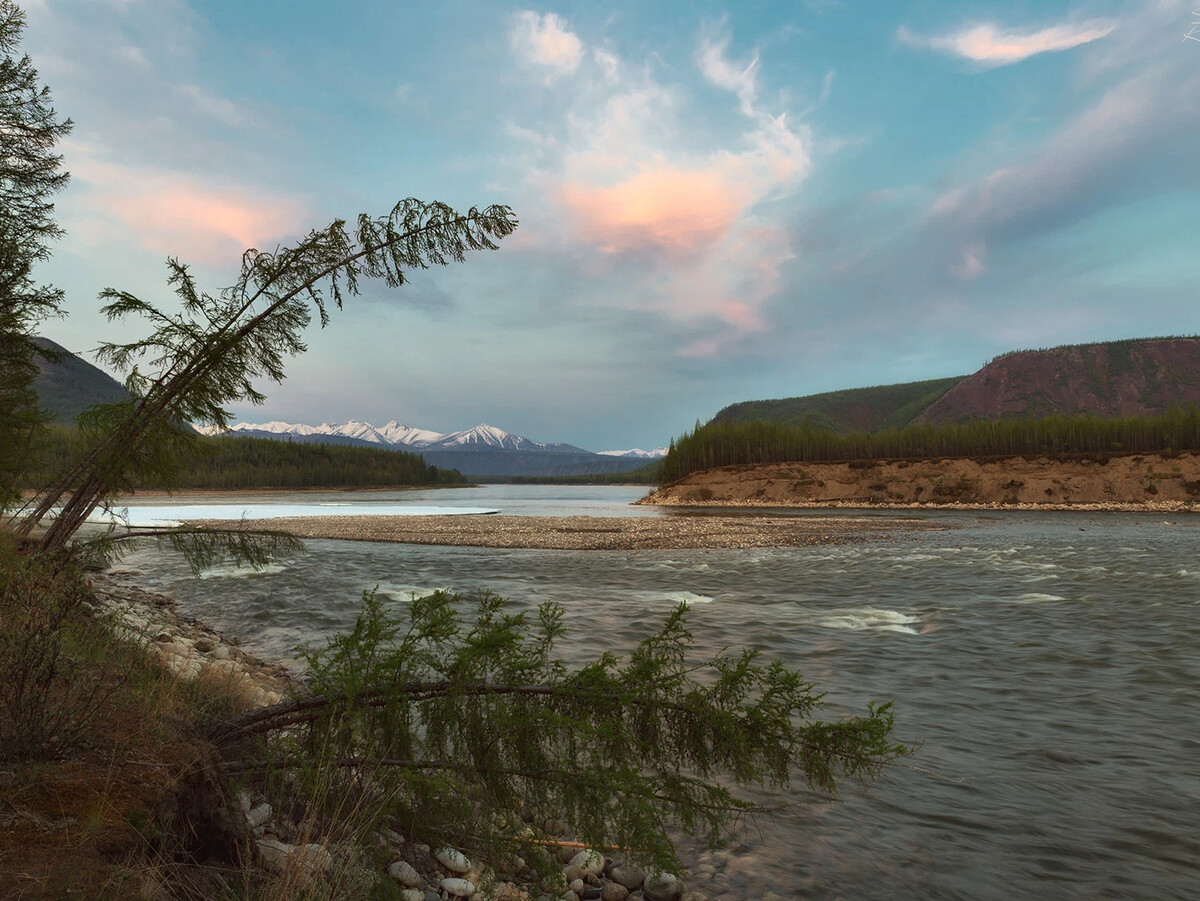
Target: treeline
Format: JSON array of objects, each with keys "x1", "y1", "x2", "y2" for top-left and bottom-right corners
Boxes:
[
  {"x1": 23, "y1": 427, "x2": 467, "y2": 490},
  {"x1": 660, "y1": 407, "x2": 1200, "y2": 483}
]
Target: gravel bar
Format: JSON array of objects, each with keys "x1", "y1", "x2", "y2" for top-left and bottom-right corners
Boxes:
[{"x1": 197, "y1": 513, "x2": 943, "y2": 550}]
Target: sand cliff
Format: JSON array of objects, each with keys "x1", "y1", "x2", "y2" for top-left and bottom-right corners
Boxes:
[{"x1": 639, "y1": 452, "x2": 1200, "y2": 511}]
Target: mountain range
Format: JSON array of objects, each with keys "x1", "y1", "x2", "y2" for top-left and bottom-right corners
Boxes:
[{"x1": 197, "y1": 421, "x2": 666, "y2": 477}]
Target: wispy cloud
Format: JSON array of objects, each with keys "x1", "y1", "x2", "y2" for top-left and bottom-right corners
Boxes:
[
  {"x1": 696, "y1": 26, "x2": 760, "y2": 116},
  {"x1": 513, "y1": 24, "x2": 809, "y2": 356},
  {"x1": 898, "y1": 19, "x2": 1115, "y2": 67},
  {"x1": 510, "y1": 10, "x2": 583, "y2": 79},
  {"x1": 67, "y1": 144, "x2": 306, "y2": 264}
]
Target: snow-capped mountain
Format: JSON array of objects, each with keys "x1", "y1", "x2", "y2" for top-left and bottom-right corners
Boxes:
[
  {"x1": 597, "y1": 447, "x2": 669, "y2": 459},
  {"x1": 198, "y1": 418, "x2": 662, "y2": 477},
  {"x1": 377, "y1": 421, "x2": 444, "y2": 446},
  {"x1": 207, "y1": 419, "x2": 598, "y2": 454}
]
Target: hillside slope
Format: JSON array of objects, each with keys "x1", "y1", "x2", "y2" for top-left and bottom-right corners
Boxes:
[
  {"x1": 32, "y1": 337, "x2": 129, "y2": 424},
  {"x1": 914, "y1": 337, "x2": 1200, "y2": 425},
  {"x1": 710, "y1": 376, "x2": 965, "y2": 433}
]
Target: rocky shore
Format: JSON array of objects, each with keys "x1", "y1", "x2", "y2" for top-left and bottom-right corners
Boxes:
[{"x1": 196, "y1": 512, "x2": 943, "y2": 550}]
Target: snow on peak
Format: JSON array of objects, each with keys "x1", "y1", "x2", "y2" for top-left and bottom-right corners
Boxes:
[
  {"x1": 377, "y1": 421, "x2": 445, "y2": 446},
  {"x1": 431, "y1": 423, "x2": 541, "y2": 451},
  {"x1": 597, "y1": 447, "x2": 668, "y2": 459}
]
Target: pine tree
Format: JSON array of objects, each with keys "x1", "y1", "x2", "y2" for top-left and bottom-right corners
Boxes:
[{"x1": 0, "y1": 0, "x2": 71, "y2": 508}]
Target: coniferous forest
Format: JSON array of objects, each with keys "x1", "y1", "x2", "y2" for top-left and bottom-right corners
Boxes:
[
  {"x1": 659, "y1": 407, "x2": 1200, "y2": 483},
  {"x1": 21, "y1": 427, "x2": 467, "y2": 490}
]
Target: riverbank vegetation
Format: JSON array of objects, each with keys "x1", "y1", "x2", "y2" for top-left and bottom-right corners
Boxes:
[
  {"x1": 23, "y1": 425, "x2": 467, "y2": 490},
  {"x1": 660, "y1": 406, "x2": 1200, "y2": 483}
]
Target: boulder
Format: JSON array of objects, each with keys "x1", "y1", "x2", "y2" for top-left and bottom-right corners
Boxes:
[
  {"x1": 388, "y1": 859, "x2": 421, "y2": 887},
  {"x1": 642, "y1": 872, "x2": 684, "y2": 901},
  {"x1": 439, "y1": 877, "x2": 476, "y2": 898},
  {"x1": 567, "y1": 849, "x2": 605, "y2": 877},
  {"x1": 609, "y1": 866, "x2": 646, "y2": 891},
  {"x1": 436, "y1": 846, "x2": 472, "y2": 874}
]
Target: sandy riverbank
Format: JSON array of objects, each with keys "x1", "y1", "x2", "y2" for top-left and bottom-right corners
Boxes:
[
  {"x1": 639, "y1": 453, "x2": 1200, "y2": 512},
  {"x1": 197, "y1": 512, "x2": 945, "y2": 550}
]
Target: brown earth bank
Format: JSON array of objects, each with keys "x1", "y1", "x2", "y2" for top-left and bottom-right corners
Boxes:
[
  {"x1": 638, "y1": 452, "x2": 1200, "y2": 511},
  {"x1": 200, "y1": 512, "x2": 946, "y2": 550}
]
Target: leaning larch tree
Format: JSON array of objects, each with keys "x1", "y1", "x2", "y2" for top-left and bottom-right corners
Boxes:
[
  {"x1": 16, "y1": 198, "x2": 516, "y2": 550},
  {"x1": 15, "y1": 198, "x2": 904, "y2": 877}
]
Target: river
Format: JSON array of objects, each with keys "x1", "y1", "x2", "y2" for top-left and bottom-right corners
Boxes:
[{"x1": 112, "y1": 486, "x2": 1200, "y2": 900}]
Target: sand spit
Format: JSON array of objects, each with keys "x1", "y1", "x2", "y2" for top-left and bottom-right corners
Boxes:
[
  {"x1": 196, "y1": 512, "x2": 944, "y2": 550},
  {"x1": 640, "y1": 453, "x2": 1200, "y2": 512}
]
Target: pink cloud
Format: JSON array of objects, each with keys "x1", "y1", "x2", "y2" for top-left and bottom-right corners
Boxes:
[
  {"x1": 67, "y1": 148, "x2": 305, "y2": 263},
  {"x1": 559, "y1": 167, "x2": 745, "y2": 257}
]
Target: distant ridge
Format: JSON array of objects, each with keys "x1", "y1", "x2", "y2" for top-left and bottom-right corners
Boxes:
[
  {"x1": 708, "y1": 337, "x2": 1200, "y2": 432},
  {"x1": 914, "y1": 336, "x2": 1200, "y2": 425},
  {"x1": 31, "y1": 337, "x2": 129, "y2": 424},
  {"x1": 710, "y1": 377, "x2": 965, "y2": 433}
]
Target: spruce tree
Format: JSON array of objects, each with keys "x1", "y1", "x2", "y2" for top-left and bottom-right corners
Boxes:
[{"x1": 0, "y1": 0, "x2": 71, "y2": 508}]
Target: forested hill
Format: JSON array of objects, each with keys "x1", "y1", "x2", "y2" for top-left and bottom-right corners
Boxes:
[
  {"x1": 711, "y1": 337, "x2": 1200, "y2": 432},
  {"x1": 913, "y1": 337, "x2": 1200, "y2": 425},
  {"x1": 31, "y1": 337, "x2": 129, "y2": 424},
  {"x1": 710, "y1": 377, "x2": 965, "y2": 433}
]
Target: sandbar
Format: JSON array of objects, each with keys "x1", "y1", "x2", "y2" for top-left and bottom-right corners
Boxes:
[{"x1": 197, "y1": 512, "x2": 943, "y2": 550}]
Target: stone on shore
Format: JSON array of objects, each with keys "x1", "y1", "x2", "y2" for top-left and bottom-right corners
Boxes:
[
  {"x1": 439, "y1": 876, "x2": 476, "y2": 898},
  {"x1": 436, "y1": 846, "x2": 471, "y2": 874},
  {"x1": 388, "y1": 859, "x2": 421, "y2": 887}
]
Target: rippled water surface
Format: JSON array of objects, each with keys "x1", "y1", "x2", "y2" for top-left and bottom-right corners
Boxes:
[{"x1": 118, "y1": 488, "x2": 1200, "y2": 900}]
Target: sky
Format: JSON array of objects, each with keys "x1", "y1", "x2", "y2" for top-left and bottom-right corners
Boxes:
[{"x1": 22, "y1": 0, "x2": 1200, "y2": 451}]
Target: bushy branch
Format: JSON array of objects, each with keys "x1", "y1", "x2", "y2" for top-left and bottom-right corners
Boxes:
[{"x1": 213, "y1": 591, "x2": 906, "y2": 872}]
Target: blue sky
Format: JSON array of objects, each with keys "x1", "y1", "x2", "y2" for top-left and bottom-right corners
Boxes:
[{"x1": 25, "y1": 0, "x2": 1200, "y2": 450}]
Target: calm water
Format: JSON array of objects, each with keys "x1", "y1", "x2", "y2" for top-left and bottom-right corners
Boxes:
[{"x1": 114, "y1": 487, "x2": 1200, "y2": 900}]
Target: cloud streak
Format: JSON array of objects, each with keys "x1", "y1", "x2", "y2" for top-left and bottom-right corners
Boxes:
[
  {"x1": 510, "y1": 10, "x2": 583, "y2": 79},
  {"x1": 899, "y1": 19, "x2": 1115, "y2": 67}
]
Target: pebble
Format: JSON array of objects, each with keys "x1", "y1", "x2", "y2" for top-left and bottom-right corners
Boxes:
[
  {"x1": 436, "y1": 846, "x2": 471, "y2": 874},
  {"x1": 600, "y1": 884, "x2": 629, "y2": 901},
  {"x1": 388, "y1": 860, "x2": 421, "y2": 887},
  {"x1": 567, "y1": 849, "x2": 604, "y2": 877},
  {"x1": 439, "y1": 877, "x2": 476, "y2": 898},
  {"x1": 247, "y1": 803, "x2": 272, "y2": 828},
  {"x1": 397, "y1": 891, "x2": 423, "y2": 901},
  {"x1": 609, "y1": 866, "x2": 646, "y2": 891},
  {"x1": 642, "y1": 872, "x2": 684, "y2": 901}
]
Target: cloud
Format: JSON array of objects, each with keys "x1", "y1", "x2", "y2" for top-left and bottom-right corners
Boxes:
[
  {"x1": 67, "y1": 145, "x2": 306, "y2": 264},
  {"x1": 510, "y1": 11, "x2": 583, "y2": 79},
  {"x1": 898, "y1": 19, "x2": 1115, "y2": 67},
  {"x1": 559, "y1": 168, "x2": 745, "y2": 258},
  {"x1": 175, "y1": 83, "x2": 245, "y2": 127},
  {"x1": 696, "y1": 27, "x2": 760, "y2": 116},
  {"x1": 929, "y1": 63, "x2": 1200, "y2": 245},
  {"x1": 516, "y1": 27, "x2": 809, "y2": 356}
]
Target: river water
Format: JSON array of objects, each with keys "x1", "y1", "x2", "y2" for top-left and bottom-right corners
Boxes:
[{"x1": 114, "y1": 487, "x2": 1200, "y2": 900}]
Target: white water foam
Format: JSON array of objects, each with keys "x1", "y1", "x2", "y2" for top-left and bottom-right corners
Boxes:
[
  {"x1": 1013, "y1": 592, "x2": 1067, "y2": 603},
  {"x1": 197, "y1": 562, "x2": 289, "y2": 580},
  {"x1": 814, "y1": 607, "x2": 921, "y2": 634},
  {"x1": 635, "y1": 589, "x2": 715, "y2": 605}
]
